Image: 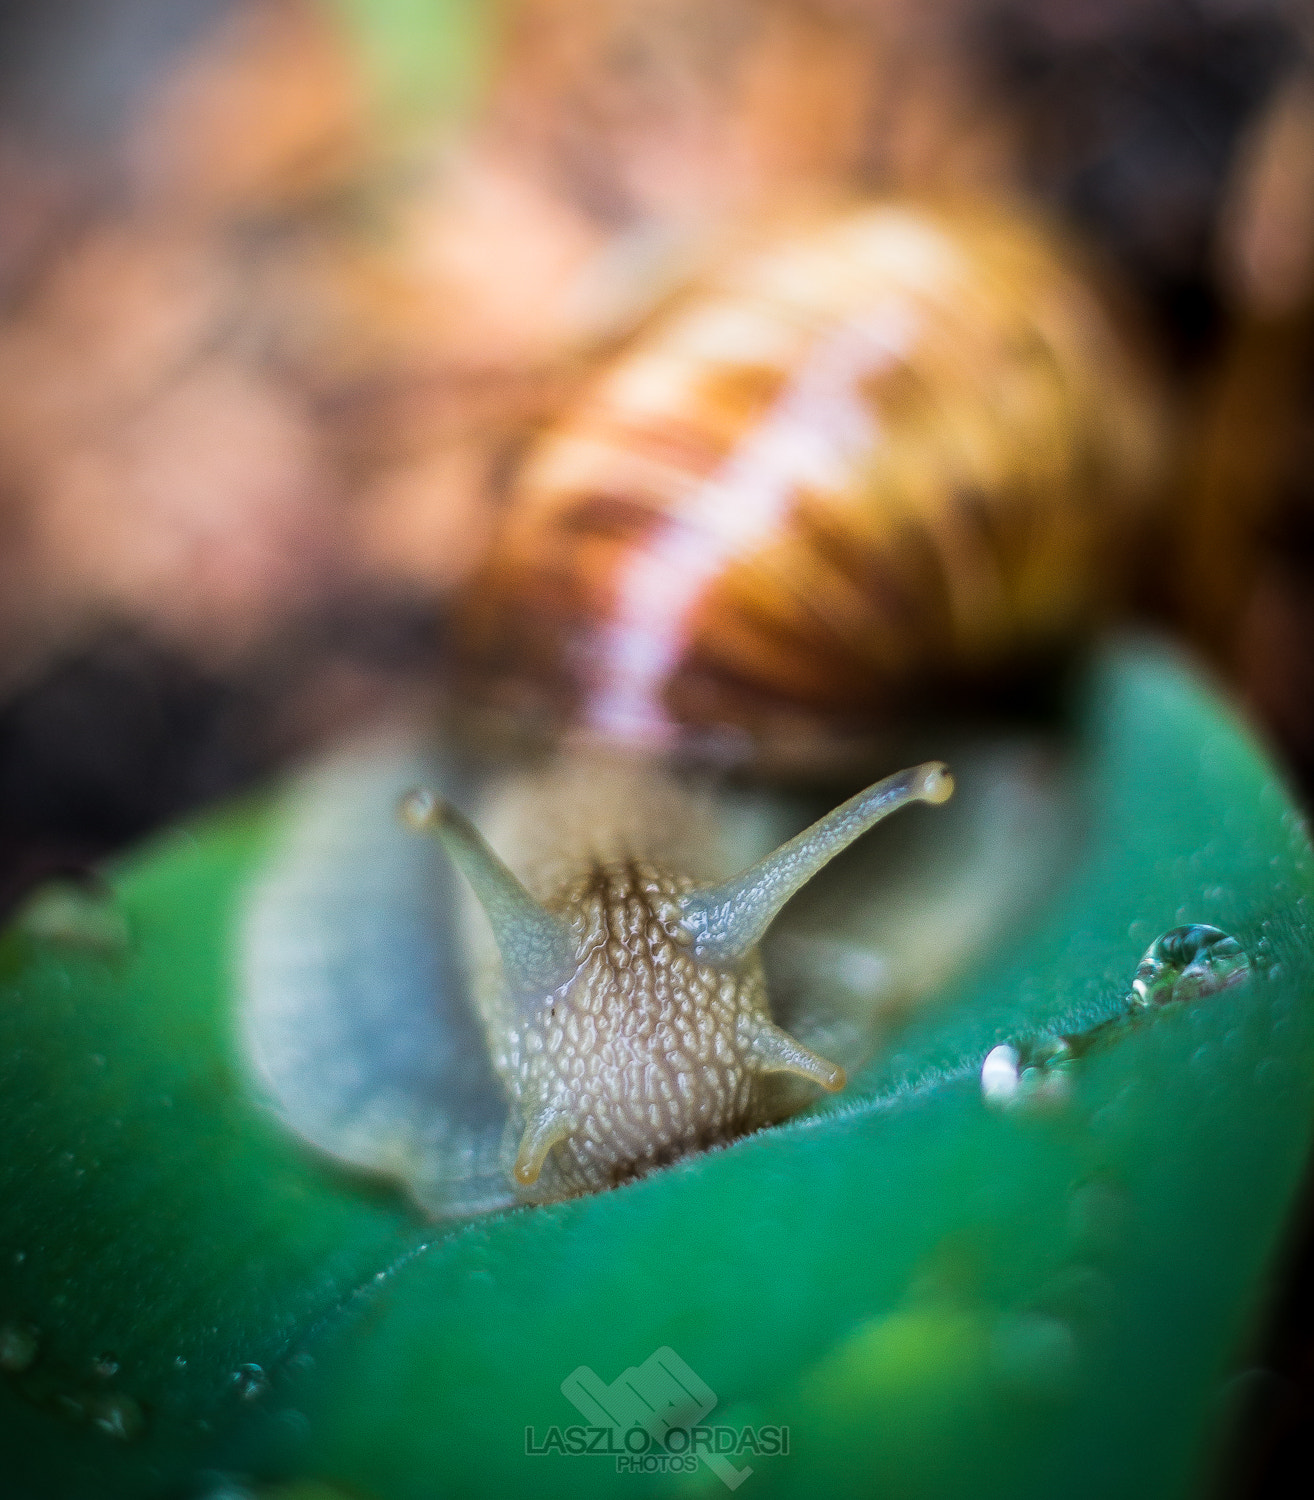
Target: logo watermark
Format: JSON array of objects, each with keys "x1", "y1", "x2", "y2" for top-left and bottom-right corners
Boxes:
[{"x1": 524, "y1": 1346, "x2": 787, "y2": 1489}]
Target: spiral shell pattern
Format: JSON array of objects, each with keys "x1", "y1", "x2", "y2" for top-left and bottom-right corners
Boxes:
[{"x1": 462, "y1": 201, "x2": 1162, "y2": 745}]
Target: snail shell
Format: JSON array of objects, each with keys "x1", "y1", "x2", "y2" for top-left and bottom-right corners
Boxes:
[
  {"x1": 461, "y1": 199, "x2": 1162, "y2": 749},
  {"x1": 240, "y1": 198, "x2": 1141, "y2": 1216}
]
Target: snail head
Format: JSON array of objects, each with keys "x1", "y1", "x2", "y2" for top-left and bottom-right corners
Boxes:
[{"x1": 402, "y1": 762, "x2": 953, "y2": 1200}]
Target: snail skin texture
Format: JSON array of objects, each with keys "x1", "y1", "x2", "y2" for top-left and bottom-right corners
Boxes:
[
  {"x1": 396, "y1": 759, "x2": 950, "y2": 1200},
  {"x1": 241, "y1": 735, "x2": 1072, "y2": 1217}
]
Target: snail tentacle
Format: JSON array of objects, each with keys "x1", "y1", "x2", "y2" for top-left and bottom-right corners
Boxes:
[
  {"x1": 513, "y1": 1107, "x2": 575, "y2": 1185},
  {"x1": 241, "y1": 733, "x2": 1068, "y2": 1217},
  {"x1": 401, "y1": 787, "x2": 578, "y2": 1005},
  {"x1": 744, "y1": 1020, "x2": 847, "y2": 1093},
  {"x1": 680, "y1": 761, "x2": 954, "y2": 966},
  {"x1": 404, "y1": 759, "x2": 947, "y2": 1198}
]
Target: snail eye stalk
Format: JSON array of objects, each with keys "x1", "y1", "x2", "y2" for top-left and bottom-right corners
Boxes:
[
  {"x1": 400, "y1": 789, "x2": 578, "y2": 1004},
  {"x1": 679, "y1": 762, "x2": 954, "y2": 966}
]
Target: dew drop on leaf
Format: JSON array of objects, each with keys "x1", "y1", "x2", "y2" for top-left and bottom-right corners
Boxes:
[{"x1": 1128, "y1": 925, "x2": 1250, "y2": 1008}]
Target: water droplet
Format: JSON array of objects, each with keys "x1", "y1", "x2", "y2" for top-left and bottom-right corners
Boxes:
[
  {"x1": 87, "y1": 1391, "x2": 144, "y2": 1440},
  {"x1": 1128, "y1": 925, "x2": 1250, "y2": 1009},
  {"x1": 231, "y1": 1363, "x2": 270, "y2": 1401},
  {"x1": 980, "y1": 1035, "x2": 1073, "y2": 1108},
  {"x1": 0, "y1": 1322, "x2": 39, "y2": 1373},
  {"x1": 980, "y1": 1044, "x2": 1019, "y2": 1103}
]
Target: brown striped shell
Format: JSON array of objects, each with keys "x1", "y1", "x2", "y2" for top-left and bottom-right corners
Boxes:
[{"x1": 460, "y1": 200, "x2": 1163, "y2": 751}]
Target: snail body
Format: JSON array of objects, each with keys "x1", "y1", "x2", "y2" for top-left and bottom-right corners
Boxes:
[
  {"x1": 241, "y1": 197, "x2": 1146, "y2": 1216},
  {"x1": 241, "y1": 732, "x2": 1063, "y2": 1216},
  {"x1": 240, "y1": 740, "x2": 960, "y2": 1211},
  {"x1": 398, "y1": 755, "x2": 951, "y2": 1201}
]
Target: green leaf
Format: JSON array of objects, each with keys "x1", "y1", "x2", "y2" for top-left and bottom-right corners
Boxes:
[{"x1": 1, "y1": 638, "x2": 1311, "y2": 1499}]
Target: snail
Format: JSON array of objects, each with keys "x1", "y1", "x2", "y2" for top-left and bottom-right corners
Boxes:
[
  {"x1": 240, "y1": 199, "x2": 1159, "y2": 1217},
  {"x1": 395, "y1": 758, "x2": 951, "y2": 1200}
]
